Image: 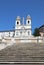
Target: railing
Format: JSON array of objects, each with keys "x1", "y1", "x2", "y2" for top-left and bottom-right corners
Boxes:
[{"x1": 0, "y1": 36, "x2": 44, "y2": 43}]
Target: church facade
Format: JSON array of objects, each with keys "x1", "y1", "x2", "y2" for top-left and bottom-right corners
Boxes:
[
  {"x1": 0, "y1": 15, "x2": 32, "y2": 38},
  {"x1": 15, "y1": 15, "x2": 32, "y2": 37}
]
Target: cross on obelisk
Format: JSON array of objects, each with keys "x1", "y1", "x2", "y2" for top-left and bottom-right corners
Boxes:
[{"x1": 23, "y1": 17, "x2": 24, "y2": 25}]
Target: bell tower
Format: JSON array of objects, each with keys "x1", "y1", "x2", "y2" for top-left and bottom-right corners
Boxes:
[
  {"x1": 15, "y1": 16, "x2": 21, "y2": 26},
  {"x1": 26, "y1": 15, "x2": 31, "y2": 25},
  {"x1": 15, "y1": 16, "x2": 21, "y2": 36},
  {"x1": 15, "y1": 16, "x2": 21, "y2": 30},
  {"x1": 26, "y1": 15, "x2": 32, "y2": 36}
]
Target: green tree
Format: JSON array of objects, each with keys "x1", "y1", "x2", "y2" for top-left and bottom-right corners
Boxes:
[{"x1": 33, "y1": 28, "x2": 40, "y2": 36}]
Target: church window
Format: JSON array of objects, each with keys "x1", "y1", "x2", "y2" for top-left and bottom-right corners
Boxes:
[
  {"x1": 20, "y1": 31, "x2": 22, "y2": 34},
  {"x1": 16, "y1": 32, "x2": 18, "y2": 35},
  {"x1": 9, "y1": 32, "x2": 10, "y2": 37},
  {"x1": 28, "y1": 31, "x2": 30, "y2": 35},
  {"x1": 28, "y1": 21, "x2": 29, "y2": 24},
  {"x1": 17, "y1": 22, "x2": 19, "y2": 25}
]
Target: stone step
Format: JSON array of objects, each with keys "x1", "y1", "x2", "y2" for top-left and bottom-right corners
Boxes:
[{"x1": 0, "y1": 43, "x2": 44, "y2": 62}]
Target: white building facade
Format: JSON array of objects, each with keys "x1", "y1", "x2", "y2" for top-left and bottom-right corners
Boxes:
[{"x1": 0, "y1": 15, "x2": 32, "y2": 38}]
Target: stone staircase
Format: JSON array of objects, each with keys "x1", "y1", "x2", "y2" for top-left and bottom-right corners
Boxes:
[{"x1": 0, "y1": 43, "x2": 44, "y2": 62}]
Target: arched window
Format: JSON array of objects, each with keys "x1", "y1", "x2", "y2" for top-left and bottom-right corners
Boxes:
[
  {"x1": 16, "y1": 32, "x2": 18, "y2": 35},
  {"x1": 28, "y1": 31, "x2": 30, "y2": 35},
  {"x1": 17, "y1": 22, "x2": 19, "y2": 25},
  {"x1": 28, "y1": 21, "x2": 30, "y2": 24},
  {"x1": 20, "y1": 31, "x2": 22, "y2": 34}
]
